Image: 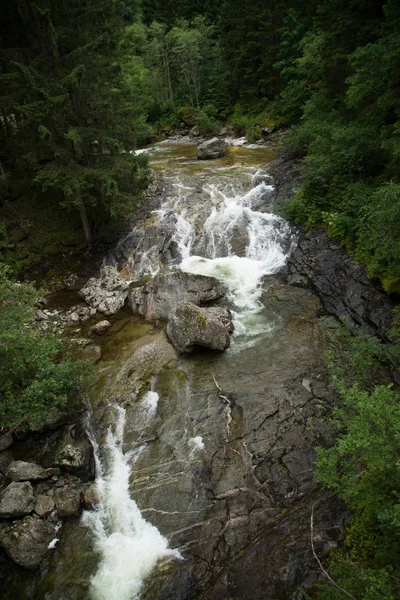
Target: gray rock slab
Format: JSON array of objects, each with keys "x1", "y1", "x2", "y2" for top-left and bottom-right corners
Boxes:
[
  {"x1": 128, "y1": 270, "x2": 225, "y2": 322},
  {"x1": 0, "y1": 516, "x2": 56, "y2": 568},
  {"x1": 54, "y1": 488, "x2": 81, "y2": 518},
  {"x1": 6, "y1": 461, "x2": 50, "y2": 482},
  {"x1": 0, "y1": 482, "x2": 35, "y2": 518}
]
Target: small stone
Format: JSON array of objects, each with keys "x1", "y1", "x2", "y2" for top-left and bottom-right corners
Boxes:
[
  {"x1": 302, "y1": 379, "x2": 312, "y2": 393},
  {"x1": 91, "y1": 320, "x2": 112, "y2": 335},
  {"x1": 0, "y1": 433, "x2": 13, "y2": 452},
  {"x1": 7, "y1": 461, "x2": 50, "y2": 482},
  {"x1": 34, "y1": 310, "x2": 49, "y2": 321},
  {"x1": 35, "y1": 495, "x2": 55, "y2": 517}
]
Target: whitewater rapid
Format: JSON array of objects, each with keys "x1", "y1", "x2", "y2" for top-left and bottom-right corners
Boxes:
[{"x1": 82, "y1": 406, "x2": 180, "y2": 600}]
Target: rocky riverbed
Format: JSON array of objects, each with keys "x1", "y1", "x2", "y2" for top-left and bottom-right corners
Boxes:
[{"x1": 0, "y1": 139, "x2": 393, "y2": 599}]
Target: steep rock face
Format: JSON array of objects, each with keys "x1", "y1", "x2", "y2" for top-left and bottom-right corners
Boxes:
[
  {"x1": 79, "y1": 266, "x2": 129, "y2": 316},
  {"x1": 0, "y1": 517, "x2": 56, "y2": 568},
  {"x1": 279, "y1": 229, "x2": 393, "y2": 336},
  {"x1": 197, "y1": 137, "x2": 227, "y2": 160},
  {"x1": 166, "y1": 302, "x2": 233, "y2": 354},
  {"x1": 128, "y1": 271, "x2": 225, "y2": 322}
]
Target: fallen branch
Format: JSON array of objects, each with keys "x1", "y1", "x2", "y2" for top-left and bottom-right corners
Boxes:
[
  {"x1": 6, "y1": 417, "x2": 27, "y2": 436},
  {"x1": 311, "y1": 504, "x2": 357, "y2": 600}
]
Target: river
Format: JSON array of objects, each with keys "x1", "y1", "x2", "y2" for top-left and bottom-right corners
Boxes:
[{"x1": 5, "y1": 141, "x2": 343, "y2": 599}]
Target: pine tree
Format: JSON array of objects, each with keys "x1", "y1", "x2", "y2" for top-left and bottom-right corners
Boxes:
[{"x1": 0, "y1": 0, "x2": 148, "y2": 246}]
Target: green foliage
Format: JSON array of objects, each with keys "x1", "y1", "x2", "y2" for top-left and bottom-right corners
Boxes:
[
  {"x1": 0, "y1": 0, "x2": 149, "y2": 249},
  {"x1": 281, "y1": 0, "x2": 400, "y2": 287},
  {"x1": 0, "y1": 271, "x2": 92, "y2": 430},
  {"x1": 312, "y1": 321, "x2": 400, "y2": 599}
]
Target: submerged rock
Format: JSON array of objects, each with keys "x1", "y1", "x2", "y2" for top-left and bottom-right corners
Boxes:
[
  {"x1": 128, "y1": 270, "x2": 225, "y2": 322},
  {"x1": 91, "y1": 320, "x2": 111, "y2": 335},
  {"x1": 81, "y1": 343, "x2": 102, "y2": 363},
  {"x1": 6, "y1": 461, "x2": 50, "y2": 482},
  {"x1": 0, "y1": 482, "x2": 35, "y2": 518},
  {"x1": 197, "y1": 137, "x2": 227, "y2": 160},
  {"x1": 79, "y1": 266, "x2": 129, "y2": 316},
  {"x1": 0, "y1": 517, "x2": 56, "y2": 568},
  {"x1": 166, "y1": 301, "x2": 233, "y2": 354}
]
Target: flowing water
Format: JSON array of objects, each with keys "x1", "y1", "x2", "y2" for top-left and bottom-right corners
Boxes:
[{"x1": 6, "y1": 142, "x2": 332, "y2": 600}]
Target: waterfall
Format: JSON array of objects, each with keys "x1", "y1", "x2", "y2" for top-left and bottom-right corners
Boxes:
[
  {"x1": 82, "y1": 406, "x2": 180, "y2": 600},
  {"x1": 179, "y1": 181, "x2": 295, "y2": 338}
]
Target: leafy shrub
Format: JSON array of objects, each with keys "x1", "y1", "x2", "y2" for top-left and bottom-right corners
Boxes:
[
  {"x1": 178, "y1": 106, "x2": 199, "y2": 126},
  {"x1": 0, "y1": 269, "x2": 92, "y2": 430},
  {"x1": 195, "y1": 110, "x2": 220, "y2": 135}
]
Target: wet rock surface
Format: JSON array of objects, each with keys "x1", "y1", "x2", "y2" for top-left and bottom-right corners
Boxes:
[
  {"x1": 0, "y1": 482, "x2": 35, "y2": 518},
  {"x1": 6, "y1": 461, "x2": 50, "y2": 482},
  {"x1": 197, "y1": 137, "x2": 227, "y2": 160},
  {"x1": 128, "y1": 270, "x2": 225, "y2": 322},
  {"x1": 279, "y1": 228, "x2": 393, "y2": 336},
  {"x1": 167, "y1": 302, "x2": 233, "y2": 354},
  {"x1": 0, "y1": 517, "x2": 56, "y2": 568}
]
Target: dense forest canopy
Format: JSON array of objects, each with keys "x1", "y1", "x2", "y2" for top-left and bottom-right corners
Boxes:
[{"x1": 1, "y1": 0, "x2": 399, "y2": 283}]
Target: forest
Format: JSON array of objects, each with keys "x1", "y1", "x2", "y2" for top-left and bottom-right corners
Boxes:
[{"x1": 1, "y1": 0, "x2": 400, "y2": 598}]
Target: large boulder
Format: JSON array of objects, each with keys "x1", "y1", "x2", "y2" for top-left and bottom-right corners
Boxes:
[
  {"x1": 197, "y1": 137, "x2": 227, "y2": 160},
  {"x1": 54, "y1": 487, "x2": 81, "y2": 518},
  {"x1": 79, "y1": 266, "x2": 129, "y2": 316},
  {"x1": 166, "y1": 302, "x2": 233, "y2": 354},
  {"x1": 0, "y1": 482, "x2": 35, "y2": 518},
  {"x1": 0, "y1": 517, "x2": 56, "y2": 568},
  {"x1": 128, "y1": 270, "x2": 225, "y2": 322},
  {"x1": 6, "y1": 461, "x2": 50, "y2": 482}
]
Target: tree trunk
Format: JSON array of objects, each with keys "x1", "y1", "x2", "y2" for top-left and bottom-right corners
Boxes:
[{"x1": 78, "y1": 201, "x2": 93, "y2": 246}]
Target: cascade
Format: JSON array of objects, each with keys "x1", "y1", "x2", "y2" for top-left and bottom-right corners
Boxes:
[{"x1": 82, "y1": 406, "x2": 180, "y2": 600}]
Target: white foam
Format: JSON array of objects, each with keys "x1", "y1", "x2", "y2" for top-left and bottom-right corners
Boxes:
[
  {"x1": 179, "y1": 182, "x2": 293, "y2": 337},
  {"x1": 188, "y1": 436, "x2": 205, "y2": 456},
  {"x1": 140, "y1": 391, "x2": 159, "y2": 421},
  {"x1": 82, "y1": 406, "x2": 180, "y2": 600}
]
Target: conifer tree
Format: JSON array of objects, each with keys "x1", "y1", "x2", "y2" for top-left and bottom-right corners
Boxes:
[{"x1": 0, "y1": 0, "x2": 148, "y2": 245}]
